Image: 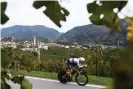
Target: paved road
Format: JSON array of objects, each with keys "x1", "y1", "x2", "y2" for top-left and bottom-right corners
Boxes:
[{"x1": 6, "y1": 76, "x2": 106, "y2": 89}]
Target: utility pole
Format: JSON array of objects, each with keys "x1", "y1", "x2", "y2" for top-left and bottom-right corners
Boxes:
[
  {"x1": 37, "y1": 40, "x2": 41, "y2": 71},
  {"x1": 117, "y1": 40, "x2": 120, "y2": 47},
  {"x1": 96, "y1": 60, "x2": 98, "y2": 76},
  {"x1": 11, "y1": 34, "x2": 15, "y2": 49},
  {"x1": 11, "y1": 34, "x2": 16, "y2": 70},
  {"x1": 65, "y1": 46, "x2": 69, "y2": 60},
  {"x1": 37, "y1": 40, "x2": 40, "y2": 62}
]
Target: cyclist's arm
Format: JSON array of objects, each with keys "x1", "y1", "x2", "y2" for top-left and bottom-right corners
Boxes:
[{"x1": 77, "y1": 60, "x2": 82, "y2": 68}]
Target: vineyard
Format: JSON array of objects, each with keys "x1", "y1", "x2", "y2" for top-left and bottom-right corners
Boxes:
[{"x1": 1, "y1": 46, "x2": 124, "y2": 77}]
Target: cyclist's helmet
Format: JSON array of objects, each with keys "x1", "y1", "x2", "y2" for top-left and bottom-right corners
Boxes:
[{"x1": 79, "y1": 57, "x2": 85, "y2": 62}]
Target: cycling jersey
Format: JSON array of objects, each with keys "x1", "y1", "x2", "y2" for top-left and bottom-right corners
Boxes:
[{"x1": 66, "y1": 58, "x2": 82, "y2": 69}]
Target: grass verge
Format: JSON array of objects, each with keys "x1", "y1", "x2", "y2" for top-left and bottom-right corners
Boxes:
[{"x1": 7, "y1": 69, "x2": 113, "y2": 86}]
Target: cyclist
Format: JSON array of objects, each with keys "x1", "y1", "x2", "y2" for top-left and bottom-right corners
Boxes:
[{"x1": 65, "y1": 57, "x2": 86, "y2": 77}]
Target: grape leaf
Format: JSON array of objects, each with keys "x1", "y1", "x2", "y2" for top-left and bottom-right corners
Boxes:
[
  {"x1": 33, "y1": 1, "x2": 69, "y2": 27},
  {"x1": 87, "y1": 1, "x2": 127, "y2": 30},
  {"x1": 1, "y1": 2, "x2": 9, "y2": 24},
  {"x1": 124, "y1": 17, "x2": 133, "y2": 24}
]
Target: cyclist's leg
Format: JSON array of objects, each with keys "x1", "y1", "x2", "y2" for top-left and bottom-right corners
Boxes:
[{"x1": 66, "y1": 64, "x2": 73, "y2": 77}]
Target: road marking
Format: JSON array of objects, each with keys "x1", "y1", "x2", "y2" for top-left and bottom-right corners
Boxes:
[{"x1": 25, "y1": 76, "x2": 106, "y2": 88}]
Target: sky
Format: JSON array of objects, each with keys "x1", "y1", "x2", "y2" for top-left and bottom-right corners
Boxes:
[{"x1": 0, "y1": 0, "x2": 133, "y2": 32}]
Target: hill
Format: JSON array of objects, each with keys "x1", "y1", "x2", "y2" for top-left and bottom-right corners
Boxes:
[
  {"x1": 1, "y1": 25, "x2": 62, "y2": 41},
  {"x1": 57, "y1": 23, "x2": 128, "y2": 46}
]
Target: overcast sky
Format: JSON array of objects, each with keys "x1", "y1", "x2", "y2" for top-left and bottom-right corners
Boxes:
[{"x1": 0, "y1": 0, "x2": 133, "y2": 32}]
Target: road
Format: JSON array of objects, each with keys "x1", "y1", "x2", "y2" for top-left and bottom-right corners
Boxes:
[{"x1": 6, "y1": 76, "x2": 106, "y2": 89}]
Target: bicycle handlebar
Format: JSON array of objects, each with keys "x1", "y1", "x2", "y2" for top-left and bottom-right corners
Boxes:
[{"x1": 79, "y1": 64, "x2": 87, "y2": 68}]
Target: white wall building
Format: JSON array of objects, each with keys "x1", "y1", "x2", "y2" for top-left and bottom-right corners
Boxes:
[
  {"x1": 1, "y1": 41, "x2": 17, "y2": 48},
  {"x1": 39, "y1": 42, "x2": 48, "y2": 50}
]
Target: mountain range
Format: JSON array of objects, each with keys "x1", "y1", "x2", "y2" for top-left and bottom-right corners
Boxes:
[
  {"x1": 57, "y1": 21, "x2": 128, "y2": 46},
  {"x1": 1, "y1": 21, "x2": 128, "y2": 46},
  {"x1": 1, "y1": 25, "x2": 62, "y2": 42}
]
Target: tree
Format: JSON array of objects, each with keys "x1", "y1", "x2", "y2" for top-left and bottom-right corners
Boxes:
[{"x1": 1, "y1": 49, "x2": 13, "y2": 68}]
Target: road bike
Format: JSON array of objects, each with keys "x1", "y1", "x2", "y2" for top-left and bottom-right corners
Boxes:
[{"x1": 58, "y1": 65, "x2": 88, "y2": 86}]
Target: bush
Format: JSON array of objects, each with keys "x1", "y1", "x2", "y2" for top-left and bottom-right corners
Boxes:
[
  {"x1": 21, "y1": 79, "x2": 32, "y2": 89},
  {"x1": 1, "y1": 79, "x2": 11, "y2": 89},
  {"x1": 1, "y1": 69, "x2": 32, "y2": 89},
  {"x1": 113, "y1": 46, "x2": 133, "y2": 89},
  {"x1": 1, "y1": 49, "x2": 13, "y2": 68},
  {"x1": 1, "y1": 47, "x2": 124, "y2": 77}
]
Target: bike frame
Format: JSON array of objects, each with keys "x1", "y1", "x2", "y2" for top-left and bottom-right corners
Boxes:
[{"x1": 71, "y1": 65, "x2": 87, "y2": 76}]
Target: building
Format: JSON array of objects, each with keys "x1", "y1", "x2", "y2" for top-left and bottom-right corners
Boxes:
[
  {"x1": 1, "y1": 37, "x2": 17, "y2": 48},
  {"x1": 21, "y1": 36, "x2": 49, "y2": 51},
  {"x1": 39, "y1": 42, "x2": 48, "y2": 50}
]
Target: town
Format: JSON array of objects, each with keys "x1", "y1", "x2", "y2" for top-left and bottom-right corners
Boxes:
[{"x1": 1, "y1": 34, "x2": 119, "y2": 52}]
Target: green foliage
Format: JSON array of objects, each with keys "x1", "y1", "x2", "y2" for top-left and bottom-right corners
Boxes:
[
  {"x1": 124, "y1": 17, "x2": 133, "y2": 24},
  {"x1": 1, "y1": 70, "x2": 11, "y2": 89},
  {"x1": 17, "y1": 45, "x2": 24, "y2": 49},
  {"x1": 21, "y1": 79, "x2": 32, "y2": 89},
  {"x1": 1, "y1": 50, "x2": 12, "y2": 68},
  {"x1": 85, "y1": 47, "x2": 123, "y2": 77},
  {"x1": 10, "y1": 75, "x2": 33, "y2": 89},
  {"x1": 40, "y1": 46, "x2": 90, "y2": 61},
  {"x1": 1, "y1": 70, "x2": 11, "y2": 80},
  {"x1": 87, "y1": 1, "x2": 127, "y2": 30},
  {"x1": 107, "y1": 85, "x2": 113, "y2": 89},
  {"x1": 2, "y1": 1, "x2": 70, "y2": 27},
  {"x1": 11, "y1": 76, "x2": 23, "y2": 83},
  {"x1": 1, "y1": 69, "x2": 33, "y2": 89},
  {"x1": 40, "y1": 46, "x2": 68, "y2": 61},
  {"x1": 1, "y1": 2, "x2": 9, "y2": 24},
  {"x1": 113, "y1": 46, "x2": 133, "y2": 89},
  {"x1": 33, "y1": 1, "x2": 69, "y2": 27},
  {"x1": 39, "y1": 60, "x2": 64, "y2": 72},
  {"x1": 1, "y1": 79, "x2": 11, "y2": 89},
  {"x1": 1, "y1": 1, "x2": 133, "y2": 89},
  {"x1": 2, "y1": 46, "x2": 124, "y2": 77}
]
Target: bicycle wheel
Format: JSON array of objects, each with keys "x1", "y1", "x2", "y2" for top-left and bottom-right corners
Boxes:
[
  {"x1": 75, "y1": 72, "x2": 88, "y2": 86},
  {"x1": 58, "y1": 71, "x2": 67, "y2": 84}
]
